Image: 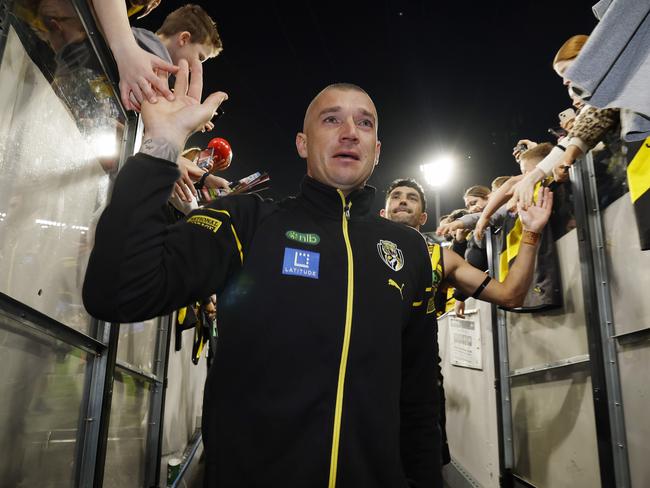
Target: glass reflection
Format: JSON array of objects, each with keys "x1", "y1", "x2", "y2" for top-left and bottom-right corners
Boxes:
[
  {"x1": 510, "y1": 367, "x2": 600, "y2": 488},
  {"x1": 0, "y1": 0, "x2": 125, "y2": 336},
  {"x1": 117, "y1": 319, "x2": 159, "y2": 374},
  {"x1": 104, "y1": 372, "x2": 152, "y2": 488},
  {"x1": 0, "y1": 312, "x2": 90, "y2": 487}
]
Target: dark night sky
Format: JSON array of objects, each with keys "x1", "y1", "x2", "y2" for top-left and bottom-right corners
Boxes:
[{"x1": 137, "y1": 0, "x2": 597, "y2": 232}]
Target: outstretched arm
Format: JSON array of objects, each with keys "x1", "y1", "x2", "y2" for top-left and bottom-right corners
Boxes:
[
  {"x1": 83, "y1": 60, "x2": 230, "y2": 321},
  {"x1": 474, "y1": 175, "x2": 523, "y2": 240},
  {"x1": 92, "y1": 0, "x2": 178, "y2": 111},
  {"x1": 511, "y1": 106, "x2": 619, "y2": 208},
  {"x1": 444, "y1": 188, "x2": 553, "y2": 308}
]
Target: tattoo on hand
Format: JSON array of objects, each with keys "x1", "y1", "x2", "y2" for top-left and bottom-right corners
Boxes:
[{"x1": 140, "y1": 137, "x2": 180, "y2": 163}]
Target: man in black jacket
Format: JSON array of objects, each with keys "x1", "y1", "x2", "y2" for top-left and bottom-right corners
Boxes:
[{"x1": 83, "y1": 61, "x2": 552, "y2": 487}]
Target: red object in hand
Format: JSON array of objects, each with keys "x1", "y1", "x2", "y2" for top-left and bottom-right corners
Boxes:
[{"x1": 207, "y1": 137, "x2": 232, "y2": 171}]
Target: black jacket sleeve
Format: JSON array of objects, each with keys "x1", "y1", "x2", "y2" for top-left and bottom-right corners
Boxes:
[
  {"x1": 400, "y1": 241, "x2": 442, "y2": 487},
  {"x1": 82, "y1": 153, "x2": 262, "y2": 322}
]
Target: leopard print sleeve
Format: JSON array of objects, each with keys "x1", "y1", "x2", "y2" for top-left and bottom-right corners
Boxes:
[{"x1": 567, "y1": 106, "x2": 619, "y2": 150}]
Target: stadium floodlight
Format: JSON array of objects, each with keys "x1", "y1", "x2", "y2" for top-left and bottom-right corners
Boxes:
[
  {"x1": 419, "y1": 155, "x2": 454, "y2": 188},
  {"x1": 420, "y1": 154, "x2": 455, "y2": 225}
]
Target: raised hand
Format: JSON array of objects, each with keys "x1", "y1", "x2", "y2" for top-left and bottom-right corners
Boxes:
[
  {"x1": 512, "y1": 139, "x2": 537, "y2": 161},
  {"x1": 141, "y1": 59, "x2": 228, "y2": 150},
  {"x1": 517, "y1": 187, "x2": 553, "y2": 234},
  {"x1": 115, "y1": 44, "x2": 179, "y2": 111},
  {"x1": 510, "y1": 167, "x2": 545, "y2": 210},
  {"x1": 174, "y1": 156, "x2": 207, "y2": 202}
]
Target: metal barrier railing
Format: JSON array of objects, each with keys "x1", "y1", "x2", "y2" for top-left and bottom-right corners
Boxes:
[{"x1": 485, "y1": 150, "x2": 632, "y2": 488}]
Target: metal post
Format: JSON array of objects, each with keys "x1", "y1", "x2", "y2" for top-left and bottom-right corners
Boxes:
[
  {"x1": 570, "y1": 155, "x2": 630, "y2": 487},
  {"x1": 76, "y1": 321, "x2": 111, "y2": 487},
  {"x1": 580, "y1": 155, "x2": 631, "y2": 487},
  {"x1": 145, "y1": 315, "x2": 172, "y2": 487},
  {"x1": 92, "y1": 323, "x2": 120, "y2": 488},
  {"x1": 485, "y1": 228, "x2": 514, "y2": 486},
  {"x1": 435, "y1": 191, "x2": 441, "y2": 227}
]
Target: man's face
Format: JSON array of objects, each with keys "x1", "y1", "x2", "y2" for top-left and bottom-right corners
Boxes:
[
  {"x1": 380, "y1": 186, "x2": 427, "y2": 229},
  {"x1": 167, "y1": 31, "x2": 212, "y2": 67},
  {"x1": 296, "y1": 88, "x2": 381, "y2": 194}
]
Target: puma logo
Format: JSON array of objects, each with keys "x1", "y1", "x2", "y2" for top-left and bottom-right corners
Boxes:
[{"x1": 388, "y1": 278, "x2": 405, "y2": 300}]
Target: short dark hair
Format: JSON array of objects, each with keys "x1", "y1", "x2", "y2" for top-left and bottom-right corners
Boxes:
[{"x1": 385, "y1": 178, "x2": 427, "y2": 213}]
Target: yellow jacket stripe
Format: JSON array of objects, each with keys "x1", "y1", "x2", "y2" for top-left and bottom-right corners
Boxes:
[
  {"x1": 328, "y1": 192, "x2": 355, "y2": 488},
  {"x1": 205, "y1": 208, "x2": 244, "y2": 263}
]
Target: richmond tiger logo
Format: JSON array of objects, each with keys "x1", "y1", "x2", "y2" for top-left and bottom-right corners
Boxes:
[{"x1": 377, "y1": 240, "x2": 404, "y2": 272}]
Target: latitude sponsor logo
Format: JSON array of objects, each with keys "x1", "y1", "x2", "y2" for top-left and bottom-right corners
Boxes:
[
  {"x1": 285, "y1": 230, "x2": 320, "y2": 245},
  {"x1": 282, "y1": 247, "x2": 320, "y2": 279}
]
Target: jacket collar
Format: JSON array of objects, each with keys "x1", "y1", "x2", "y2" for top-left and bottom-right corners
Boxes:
[{"x1": 297, "y1": 175, "x2": 376, "y2": 219}]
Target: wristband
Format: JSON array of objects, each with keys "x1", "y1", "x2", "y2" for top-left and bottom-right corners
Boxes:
[
  {"x1": 521, "y1": 230, "x2": 541, "y2": 246},
  {"x1": 195, "y1": 172, "x2": 210, "y2": 190},
  {"x1": 471, "y1": 275, "x2": 492, "y2": 299},
  {"x1": 535, "y1": 145, "x2": 567, "y2": 176}
]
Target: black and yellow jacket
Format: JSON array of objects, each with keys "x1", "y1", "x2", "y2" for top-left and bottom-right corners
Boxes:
[{"x1": 83, "y1": 153, "x2": 442, "y2": 488}]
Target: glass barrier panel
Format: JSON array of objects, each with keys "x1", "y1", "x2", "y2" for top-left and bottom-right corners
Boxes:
[
  {"x1": 103, "y1": 371, "x2": 152, "y2": 488},
  {"x1": 0, "y1": 1, "x2": 125, "y2": 336},
  {"x1": 616, "y1": 338, "x2": 650, "y2": 487},
  {"x1": 0, "y1": 310, "x2": 91, "y2": 487},
  {"x1": 598, "y1": 138, "x2": 650, "y2": 487},
  {"x1": 506, "y1": 228, "x2": 589, "y2": 371},
  {"x1": 116, "y1": 319, "x2": 159, "y2": 375},
  {"x1": 510, "y1": 366, "x2": 600, "y2": 488},
  {"x1": 599, "y1": 149, "x2": 650, "y2": 336},
  {"x1": 590, "y1": 137, "x2": 629, "y2": 212}
]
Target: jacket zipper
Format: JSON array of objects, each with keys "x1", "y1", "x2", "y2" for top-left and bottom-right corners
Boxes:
[{"x1": 328, "y1": 191, "x2": 354, "y2": 488}]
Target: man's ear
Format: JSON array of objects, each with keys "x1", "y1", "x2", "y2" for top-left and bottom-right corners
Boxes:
[
  {"x1": 379, "y1": 208, "x2": 386, "y2": 217},
  {"x1": 374, "y1": 140, "x2": 381, "y2": 166},
  {"x1": 178, "y1": 31, "x2": 192, "y2": 46},
  {"x1": 419, "y1": 212, "x2": 428, "y2": 227},
  {"x1": 296, "y1": 132, "x2": 308, "y2": 159}
]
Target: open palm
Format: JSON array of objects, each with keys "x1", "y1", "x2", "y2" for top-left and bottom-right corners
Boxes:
[
  {"x1": 517, "y1": 187, "x2": 553, "y2": 234},
  {"x1": 141, "y1": 59, "x2": 227, "y2": 148}
]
